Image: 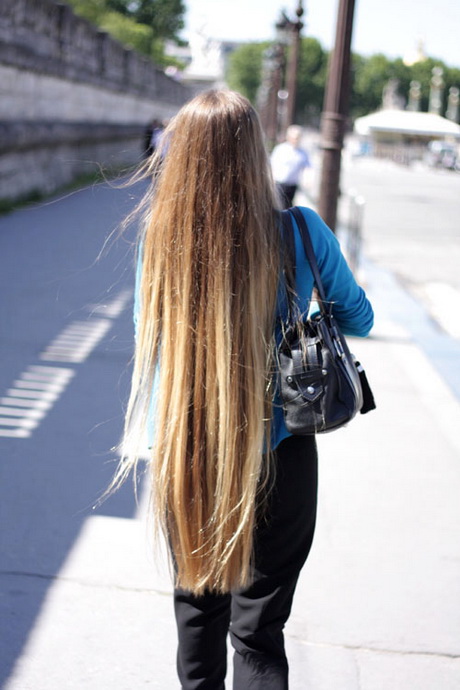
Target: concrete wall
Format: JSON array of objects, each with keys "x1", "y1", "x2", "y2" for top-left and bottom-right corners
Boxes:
[{"x1": 0, "y1": 0, "x2": 190, "y2": 202}]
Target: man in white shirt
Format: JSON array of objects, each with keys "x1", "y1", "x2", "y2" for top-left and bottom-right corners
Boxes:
[{"x1": 271, "y1": 125, "x2": 311, "y2": 209}]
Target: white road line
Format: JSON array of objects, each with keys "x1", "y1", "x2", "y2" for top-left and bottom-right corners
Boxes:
[
  {"x1": 0, "y1": 428, "x2": 30, "y2": 438},
  {"x1": 14, "y1": 380, "x2": 68, "y2": 391},
  {"x1": 87, "y1": 288, "x2": 133, "y2": 318},
  {"x1": 22, "y1": 371, "x2": 59, "y2": 381},
  {"x1": 0, "y1": 407, "x2": 44, "y2": 418},
  {"x1": 1, "y1": 288, "x2": 131, "y2": 440},
  {"x1": 40, "y1": 319, "x2": 112, "y2": 363},
  {"x1": 0, "y1": 397, "x2": 53, "y2": 409},
  {"x1": 0, "y1": 366, "x2": 75, "y2": 439},
  {"x1": 28, "y1": 365, "x2": 73, "y2": 374},
  {"x1": 6, "y1": 389, "x2": 60, "y2": 400},
  {"x1": 0, "y1": 417, "x2": 39, "y2": 429}
]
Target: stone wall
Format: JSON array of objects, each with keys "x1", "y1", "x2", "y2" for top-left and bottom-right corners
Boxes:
[{"x1": 0, "y1": 0, "x2": 190, "y2": 202}]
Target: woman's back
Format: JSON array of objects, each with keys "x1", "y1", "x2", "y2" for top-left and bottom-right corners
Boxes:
[{"x1": 114, "y1": 89, "x2": 373, "y2": 690}]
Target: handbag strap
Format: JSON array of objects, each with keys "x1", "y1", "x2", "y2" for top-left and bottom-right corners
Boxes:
[
  {"x1": 289, "y1": 207, "x2": 328, "y2": 309},
  {"x1": 283, "y1": 207, "x2": 331, "y2": 316}
]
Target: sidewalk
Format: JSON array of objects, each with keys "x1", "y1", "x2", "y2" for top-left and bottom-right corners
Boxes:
[{"x1": 4, "y1": 211, "x2": 460, "y2": 689}]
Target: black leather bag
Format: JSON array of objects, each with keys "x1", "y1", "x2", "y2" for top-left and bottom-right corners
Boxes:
[{"x1": 278, "y1": 207, "x2": 375, "y2": 435}]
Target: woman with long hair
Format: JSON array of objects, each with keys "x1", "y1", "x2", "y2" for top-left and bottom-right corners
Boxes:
[{"x1": 115, "y1": 89, "x2": 373, "y2": 689}]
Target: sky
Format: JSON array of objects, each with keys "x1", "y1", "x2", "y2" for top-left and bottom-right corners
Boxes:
[{"x1": 181, "y1": 0, "x2": 460, "y2": 68}]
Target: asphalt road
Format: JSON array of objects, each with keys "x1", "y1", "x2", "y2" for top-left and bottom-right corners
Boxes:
[
  {"x1": 339, "y1": 152, "x2": 460, "y2": 292},
  {"x1": 0, "y1": 181, "x2": 143, "y2": 686}
]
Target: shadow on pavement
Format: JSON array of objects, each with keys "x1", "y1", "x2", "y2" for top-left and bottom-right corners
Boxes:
[{"x1": 0, "y1": 183, "x2": 143, "y2": 687}]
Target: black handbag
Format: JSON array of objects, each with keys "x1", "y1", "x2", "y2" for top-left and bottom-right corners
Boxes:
[{"x1": 278, "y1": 207, "x2": 375, "y2": 435}]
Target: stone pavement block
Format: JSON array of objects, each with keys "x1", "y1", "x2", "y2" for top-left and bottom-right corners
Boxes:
[
  {"x1": 356, "y1": 649, "x2": 460, "y2": 690},
  {"x1": 57, "y1": 514, "x2": 172, "y2": 594},
  {"x1": 227, "y1": 638, "x2": 360, "y2": 689},
  {"x1": 286, "y1": 640, "x2": 360, "y2": 690},
  {"x1": 285, "y1": 321, "x2": 460, "y2": 662},
  {"x1": 4, "y1": 578, "x2": 176, "y2": 690},
  {"x1": 4, "y1": 515, "x2": 177, "y2": 690}
]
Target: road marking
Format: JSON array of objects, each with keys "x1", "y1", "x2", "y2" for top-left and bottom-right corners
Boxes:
[
  {"x1": 0, "y1": 406, "x2": 44, "y2": 418},
  {"x1": 87, "y1": 288, "x2": 133, "y2": 319},
  {"x1": 1, "y1": 288, "x2": 131, "y2": 440},
  {"x1": 0, "y1": 397, "x2": 53, "y2": 409},
  {"x1": 0, "y1": 366, "x2": 74, "y2": 438},
  {"x1": 40, "y1": 319, "x2": 112, "y2": 363},
  {"x1": 5, "y1": 388, "x2": 60, "y2": 400}
]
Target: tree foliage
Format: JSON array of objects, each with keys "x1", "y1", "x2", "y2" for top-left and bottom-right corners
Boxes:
[
  {"x1": 227, "y1": 37, "x2": 328, "y2": 125},
  {"x1": 350, "y1": 53, "x2": 396, "y2": 116},
  {"x1": 65, "y1": 0, "x2": 185, "y2": 65},
  {"x1": 63, "y1": 1, "x2": 460, "y2": 119},
  {"x1": 295, "y1": 37, "x2": 329, "y2": 124},
  {"x1": 65, "y1": 0, "x2": 107, "y2": 24},
  {"x1": 105, "y1": 0, "x2": 185, "y2": 40},
  {"x1": 228, "y1": 35, "x2": 460, "y2": 123},
  {"x1": 350, "y1": 53, "x2": 459, "y2": 117},
  {"x1": 99, "y1": 11, "x2": 155, "y2": 54},
  {"x1": 227, "y1": 43, "x2": 269, "y2": 104}
]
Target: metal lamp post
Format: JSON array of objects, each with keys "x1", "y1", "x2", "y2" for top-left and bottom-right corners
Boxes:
[
  {"x1": 259, "y1": 2, "x2": 305, "y2": 148},
  {"x1": 284, "y1": 1, "x2": 304, "y2": 129},
  {"x1": 317, "y1": 0, "x2": 356, "y2": 232},
  {"x1": 265, "y1": 41, "x2": 286, "y2": 148}
]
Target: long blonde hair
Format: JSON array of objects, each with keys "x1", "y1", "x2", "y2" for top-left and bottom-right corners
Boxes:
[{"x1": 118, "y1": 90, "x2": 281, "y2": 594}]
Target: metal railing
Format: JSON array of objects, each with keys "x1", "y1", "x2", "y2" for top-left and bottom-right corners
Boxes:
[{"x1": 343, "y1": 191, "x2": 365, "y2": 274}]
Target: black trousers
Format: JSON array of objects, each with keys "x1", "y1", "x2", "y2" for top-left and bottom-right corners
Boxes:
[{"x1": 173, "y1": 434, "x2": 318, "y2": 690}]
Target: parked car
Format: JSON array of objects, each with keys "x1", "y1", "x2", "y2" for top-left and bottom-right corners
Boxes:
[{"x1": 425, "y1": 140, "x2": 459, "y2": 170}]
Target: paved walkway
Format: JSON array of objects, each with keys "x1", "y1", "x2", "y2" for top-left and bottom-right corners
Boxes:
[{"x1": 3, "y1": 196, "x2": 460, "y2": 690}]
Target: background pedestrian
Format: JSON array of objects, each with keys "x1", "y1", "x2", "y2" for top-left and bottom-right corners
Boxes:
[{"x1": 271, "y1": 124, "x2": 311, "y2": 209}]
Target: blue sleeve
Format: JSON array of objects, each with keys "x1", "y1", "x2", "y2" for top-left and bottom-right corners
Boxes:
[
  {"x1": 133, "y1": 246, "x2": 143, "y2": 340},
  {"x1": 295, "y1": 207, "x2": 374, "y2": 337},
  {"x1": 132, "y1": 244, "x2": 158, "y2": 449}
]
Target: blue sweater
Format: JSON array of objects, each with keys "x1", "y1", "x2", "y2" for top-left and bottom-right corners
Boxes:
[{"x1": 134, "y1": 206, "x2": 374, "y2": 449}]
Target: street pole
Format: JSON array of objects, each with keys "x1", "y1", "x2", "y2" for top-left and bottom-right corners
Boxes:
[
  {"x1": 266, "y1": 44, "x2": 285, "y2": 148},
  {"x1": 317, "y1": 0, "x2": 356, "y2": 232},
  {"x1": 259, "y1": 3, "x2": 306, "y2": 147},
  {"x1": 284, "y1": 1, "x2": 304, "y2": 128}
]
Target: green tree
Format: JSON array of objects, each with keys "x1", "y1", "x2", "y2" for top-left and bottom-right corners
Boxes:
[
  {"x1": 349, "y1": 54, "x2": 417, "y2": 118},
  {"x1": 349, "y1": 53, "x2": 460, "y2": 119},
  {"x1": 409, "y1": 58, "x2": 452, "y2": 112},
  {"x1": 65, "y1": 0, "x2": 185, "y2": 66},
  {"x1": 227, "y1": 42, "x2": 269, "y2": 104},
  {"x1": 350, "y1": 53, "x2": 394, "y2": 117},
  {"x1": 227, "y1": 35, "x2": 460, "y2": 123},
  {"x1": 105, "y1": 0, "x2": 185, "y2": 41},
  {"x1": 227, "y1": 38, "x2": 327, "y2": 125},
  {"x1": 295, "y1": 37, "x2": 328, "y2": 124},
  {"x1": 100, "y1": 11, "x2": 155, "y2": 54},
  {"x1": 65, "y1": 0, "x2": 107, "y2": 23}
]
